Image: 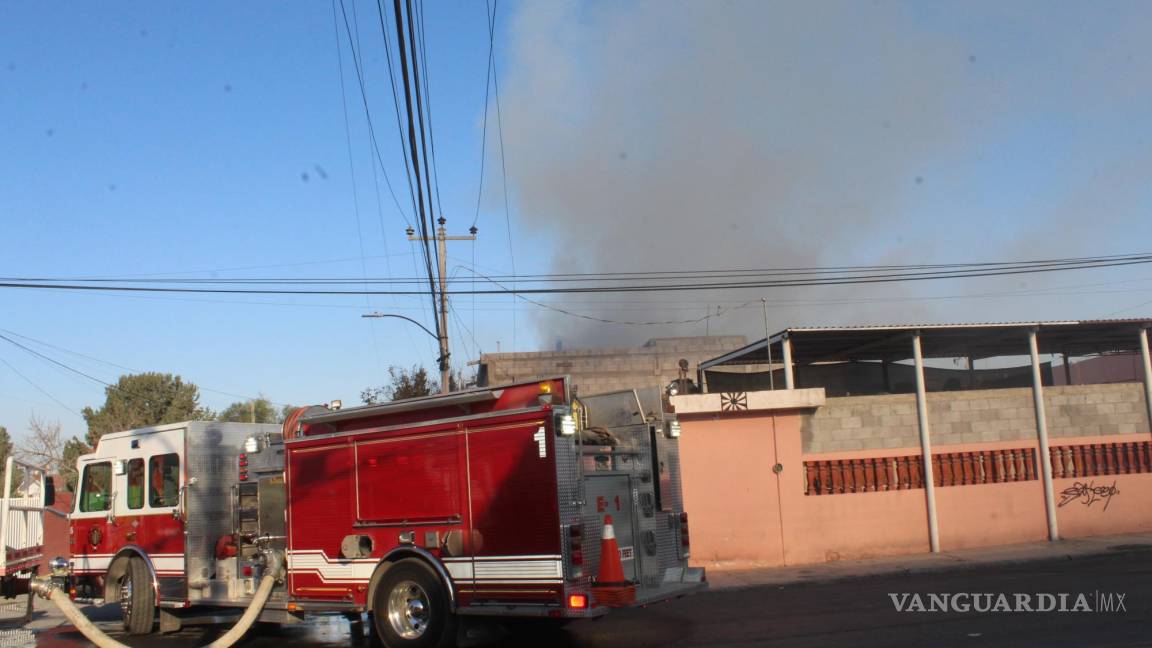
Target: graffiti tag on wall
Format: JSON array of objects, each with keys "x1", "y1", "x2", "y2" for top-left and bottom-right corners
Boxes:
[{"x1": 1058, "y1": 480, "x2": 1119, "y2": 511}]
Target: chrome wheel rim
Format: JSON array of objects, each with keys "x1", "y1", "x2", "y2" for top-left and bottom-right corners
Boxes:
[
  {"x1": 386, "y1": 580, "x2": 430, "y2": 640},
  {"x1": 119, "y1": 574, "x2": 133, "y2": 622}
]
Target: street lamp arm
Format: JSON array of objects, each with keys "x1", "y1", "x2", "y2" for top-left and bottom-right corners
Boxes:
[{"x1": 361, "y1": 312, "x2": 439, "y2": 340}]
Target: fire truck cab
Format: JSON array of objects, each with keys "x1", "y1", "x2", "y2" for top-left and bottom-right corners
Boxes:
[{"x1": 62, "y1": 377, "x2": 705, "y2": 646}]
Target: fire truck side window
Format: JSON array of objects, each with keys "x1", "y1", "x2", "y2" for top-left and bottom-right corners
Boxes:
[
  {"x1": 126, "y1": 458, "x2": 144, "y2": 510},
  {"x1": 79, "y1": 462, "x2": 112, "y2": 512},
  {"x1": 149, "y1": 453, "x2": 180, "y2": 508}
]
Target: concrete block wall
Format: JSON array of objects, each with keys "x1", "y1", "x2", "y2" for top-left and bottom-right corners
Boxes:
[
  {"x1": 1044, "y1": 383, "x2": 1150, "y2": 438},
  {"x1": 479, "y1": 336, "x2": 747, "y2": 396},
  {"x1": 803, "y1": 382, "x2": 1150, "y2": 454}
]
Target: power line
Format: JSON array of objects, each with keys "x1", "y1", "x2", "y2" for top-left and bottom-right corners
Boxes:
[
  {"x1": 8, "y1": 254, "x2": 1152, "y2": 293},
  {"x1": 391, "y1": 0, "x2": 443, "y2": 350},
  {"x1": 332, "y1": 0, "x2": 388, "y2": 380},
  {"x1": 335, "y1": 0, "x2": 413, "y2": 226},
  {"x1": 458, "y1": 266, "x2": 760, "y2": 325},
  {"x1": 414, "y1": 0, "x2": 445, "y2": 226},
  {"x1": 471, "y1": 0, "x2": 495, "y2": 227},
  {"x1": 0, "y1": 329, "x2": 290, "y2": 407},
  {"x1": 18, "y1": 252, "x2": 1150, "y2": 285},
  {"x1": 486, "y1": 0, "x2": 517, "y2": 351},
  {"x1": 1, "y1": 257, "x2": 1149, "y2": 295},
  {"x1": 0, "y1": 352, "x2": 81, "y2": 417}
]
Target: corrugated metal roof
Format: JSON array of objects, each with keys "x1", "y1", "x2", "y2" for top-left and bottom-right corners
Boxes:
[
  {"x1": 781, "y1": 318, "x2": 1150, "y2": 333},
  {"x1": 700, "y1": 317, "x2": 1152, "y2": 369}
]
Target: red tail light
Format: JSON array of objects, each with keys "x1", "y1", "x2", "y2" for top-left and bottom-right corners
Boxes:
[
  {"x1": 680, "y1": 512, "x2": 691, "y2": 554},
  {"x1": 568, "y1": 524, "x2": 584, "y2": 577}
]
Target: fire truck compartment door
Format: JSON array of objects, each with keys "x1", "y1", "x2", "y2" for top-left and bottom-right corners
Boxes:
[{"x1": 582, "y1": 475, "x2": 638, "y2": 582}]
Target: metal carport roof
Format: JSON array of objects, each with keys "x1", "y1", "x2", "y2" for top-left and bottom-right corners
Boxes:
[{"x1": 699, "y1": 319, "x2": 1152, "y2": 368}]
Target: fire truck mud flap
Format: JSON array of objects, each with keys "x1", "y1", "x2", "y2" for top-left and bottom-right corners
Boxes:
[{"x1": 632, "y1": 567, "x2": 708, "y2": 606}]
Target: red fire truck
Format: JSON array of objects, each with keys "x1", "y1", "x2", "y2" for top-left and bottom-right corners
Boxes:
[{"x1": 57, "y1": 378, "x2": 704, "y2": 646}]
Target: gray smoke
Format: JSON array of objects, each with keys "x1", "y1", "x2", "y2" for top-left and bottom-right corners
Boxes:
[{"x1": 495, "y1": 2, "x2": 1152, "y2": 347}]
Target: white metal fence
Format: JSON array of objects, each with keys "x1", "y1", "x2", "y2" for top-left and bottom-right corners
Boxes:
[{"x1": 1, "y1": 458, "x2": 46, "y2": 575}]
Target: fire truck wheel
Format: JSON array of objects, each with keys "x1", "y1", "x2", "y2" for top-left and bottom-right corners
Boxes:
[
  {"x1": 371, "y1": 559, "x2": 456, "y2": 648},
  {"x1": 118, "y1": 557, "x2": 156, "y2": 635}
]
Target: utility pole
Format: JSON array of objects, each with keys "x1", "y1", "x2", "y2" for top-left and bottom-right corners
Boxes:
[{"x1": 408, "y1": 217, "x2": 477, "y2": 394}]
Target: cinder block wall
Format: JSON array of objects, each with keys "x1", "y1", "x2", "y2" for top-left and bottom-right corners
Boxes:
[
  {"x1": 803, "y1": 382, "x2": 1149, "y2": 453},
  {"x1": 479, "y1": 336, "x2": 747, "y2": 396}
]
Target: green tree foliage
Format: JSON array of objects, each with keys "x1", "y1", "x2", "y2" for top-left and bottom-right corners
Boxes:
[
  {"x1": 281, "y1": 404, "x2": 301, "y2": 421},
  {"x1": 361, "y1": 365, "x2": 438, "y2": 404},
  {"x1": 218, "y1": 397, "x2": 282, "y2": 424},
  {"x1": 60, "y1": 437, "x2": 89, "y2": 492},
  {"x1": 82, "y1": 373, "x2": 214, "y2": 447},
  {"x1": 0, "y1": 425, "x2": 20, "y2": 491}
]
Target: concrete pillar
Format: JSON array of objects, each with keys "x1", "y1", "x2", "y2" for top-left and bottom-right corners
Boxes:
[
  {"x1": 1140, "y1": 327, "x2": 1152, "y2": 434},
  {"x1": 782, "y1": 335, "x2": 795, "y2": 390},
  {"x1": 1028, "y1": 329, "x2": 1060, "y2": 542},
  {"x1": 911, "y1": 332, "x2": 940, "y2": 553}
]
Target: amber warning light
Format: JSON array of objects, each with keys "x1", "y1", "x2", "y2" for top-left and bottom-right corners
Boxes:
[{"x1": 568, "y1": 594, "x2": 588, "y2": 609}]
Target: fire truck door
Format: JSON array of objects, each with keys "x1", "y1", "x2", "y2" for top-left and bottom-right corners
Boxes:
[
  {"x1": 72, "y1": 459, "x2": 117, "y2": 576},
  {"x1": 583, "y1": 475, "x2": 639, "y2": 582}
]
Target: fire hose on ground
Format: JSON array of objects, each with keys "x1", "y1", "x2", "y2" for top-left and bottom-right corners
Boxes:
[{"x1": 29, "y1": 549, "x2": 285, "y2": 648}]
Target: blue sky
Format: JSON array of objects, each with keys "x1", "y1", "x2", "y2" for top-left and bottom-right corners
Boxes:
[{"x1": 2, "y1": 1, "x2": 1152, "y2": 444}]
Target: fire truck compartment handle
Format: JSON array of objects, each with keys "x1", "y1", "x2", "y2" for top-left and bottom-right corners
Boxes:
[{"x1": 31, "y1": 549, "x2": 285, "y2": 648}]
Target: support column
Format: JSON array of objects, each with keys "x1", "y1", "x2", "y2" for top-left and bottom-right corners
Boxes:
[
  {"x1": 782, "y1": 335, "x2": 795, "y2": 390},
  {"x1": 1140, "y1": 327, "x2": 1152, "y2": 433},
  {"x1": 1028, "y1": 329, "x2": 1060, "y2": 542},
  {"x1": 912, "y1": 332, "x2": 940, "y2": 553}
]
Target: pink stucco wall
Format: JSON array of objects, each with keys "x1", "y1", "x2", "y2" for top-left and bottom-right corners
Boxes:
[
  {"x1": 679, "y1": 412, "x2": 784, "y2": 564},
  {"x1": 679, "y1": 403, "x2": 1152, "y2": 568}
]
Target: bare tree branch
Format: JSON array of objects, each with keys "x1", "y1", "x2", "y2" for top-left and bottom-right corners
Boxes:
[{"x1": 21, "y1": 413, "x2": 64, "y2": 471}]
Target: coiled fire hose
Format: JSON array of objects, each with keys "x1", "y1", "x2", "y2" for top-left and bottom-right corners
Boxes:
[{"x1": 30, "y1": 550, "x2": 285, "y2": 648}]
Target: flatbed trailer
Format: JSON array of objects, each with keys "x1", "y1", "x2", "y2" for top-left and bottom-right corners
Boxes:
[{"x1": 1, "y1": 457, "x2": 55, "y2": 621}]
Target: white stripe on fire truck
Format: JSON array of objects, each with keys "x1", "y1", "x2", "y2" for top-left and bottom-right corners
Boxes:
[
  {"x1": 286, "y1": 551, "x2": 563, "y2": 584},
  {"x1": 72, "y1": 554, "x2": 185, "y2": 574}
]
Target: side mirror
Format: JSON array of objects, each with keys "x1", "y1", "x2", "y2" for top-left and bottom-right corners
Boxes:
[{"x1": 44, "y1": 476, "x2": 56, "y2": 507}]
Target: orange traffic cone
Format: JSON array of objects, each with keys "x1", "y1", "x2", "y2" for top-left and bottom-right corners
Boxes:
[
  {"x1": 592, "y1": 514, "x2": 636, "y2": 607},
  {"x1": 596, "y1": 515, "x2": 626, "y2": 585}
]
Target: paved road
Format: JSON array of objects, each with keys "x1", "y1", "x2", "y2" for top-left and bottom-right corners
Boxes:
[{"x1": 17, "y1": 546, "x2": 1152, "y2": 647}]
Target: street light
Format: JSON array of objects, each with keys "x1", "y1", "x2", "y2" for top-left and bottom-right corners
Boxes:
[{"x1": 360, "y1": 312, "x2": 439, "y2": 341}]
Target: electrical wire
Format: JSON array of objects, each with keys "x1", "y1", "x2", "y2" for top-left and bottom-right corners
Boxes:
[
  {"x1": 391, "y1": 0, "x2": 444, "y2": 349},
  {"x1": 0, "y1": 352, "x2": 81, "y2": 417},
  {"x1": 15, "y1": 253, "x2": 1151, "y2": 286},
  {"x1": 5, "y1": 255, "x2": 1151, "y2": 295},
  {"x1": 332, "y1": 0, "x2": 388, "y2": 380},
  {"x1": 471, "y1": 0, "x2": 495, "y2": 228},
  {"x1": 335, "y1": 0, "x2": 413, "y2": 226},
  {"x1": 486, "y1": 0, "x2": 516, "y2": 351},
  {"x1": 0, "y1": 330, "x2": 291, "y2": 407},
  {"x1": 457, "y1": 266, "x2": 759, "y2": 325}
]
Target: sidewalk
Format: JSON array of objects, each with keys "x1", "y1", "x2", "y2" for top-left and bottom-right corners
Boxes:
[{"x1": 703, "y1": 531, "x2": 1152, "y2": 590}]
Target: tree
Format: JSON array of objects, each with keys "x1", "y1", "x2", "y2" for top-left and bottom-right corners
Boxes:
[
  {"x1": 82, "y1": 372, "x2": 214, "y2": 447},
  {"x1": 218, "y1": 397, "x2": 282, "y2": 424},
  {"x1": 21, "y1": 414, "x2": 64, "y2": 472},
  {"x1": 60, "y1": 438, "x2": 89, "y2": 492},
  {"x1": 0, "y1": 425, "x2": 20, "y2": 491},
  {"x1": 361, "y1": 365, "x2": 437, "y2": 404}
]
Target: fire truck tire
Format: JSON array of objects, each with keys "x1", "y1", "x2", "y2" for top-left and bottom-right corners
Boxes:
[
  {"x1": 371, "y1": 559, "x2": 456, "y2": 648},
  {"x1": 119, "y1": 557, "x2": 156, "y2": 635}
]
